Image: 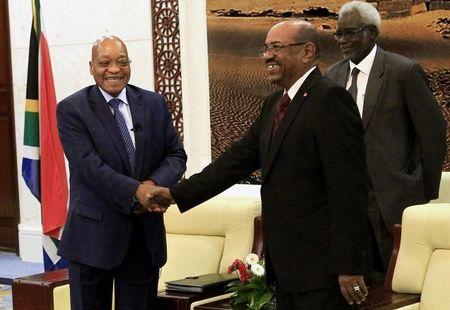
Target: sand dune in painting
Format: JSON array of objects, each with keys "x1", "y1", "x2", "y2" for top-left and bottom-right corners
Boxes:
[{"x1": 207, "y1": 11, "x2": 450, "y2": 181}]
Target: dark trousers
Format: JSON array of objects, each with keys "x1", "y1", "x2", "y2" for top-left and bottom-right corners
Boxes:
[
  {"x1": 367, "y1": 196, "x2": 393, "y2": 271},
  {"x1": 69, "y1": 223, "x2": 159, "y2": 310},
  {"x1": 276, "y1": 283, "x2": 352, "y2": 310},
  {"x1": 363, "y1": 195, "x2": 393, "y2": 286}
]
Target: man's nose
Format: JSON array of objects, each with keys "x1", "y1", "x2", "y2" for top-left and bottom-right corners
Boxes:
[
  {"x1": 263, "y1": 51, "x2": 275, "y2": 60},
  {"x1": 336, "y1": 35, "x2": 349, "y2": 45},
  {"x1": 107, "y1": 63, "x2": 121, "y2": 72}
]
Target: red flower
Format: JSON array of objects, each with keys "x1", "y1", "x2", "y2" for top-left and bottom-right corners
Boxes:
[{"x1": 228, "y1": 259, "x2": 251, "y2": 282}]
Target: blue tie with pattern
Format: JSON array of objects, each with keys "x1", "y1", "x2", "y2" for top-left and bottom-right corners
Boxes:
[{"x1": 108, "y1": 98, "x2": 135, "y2": 172}]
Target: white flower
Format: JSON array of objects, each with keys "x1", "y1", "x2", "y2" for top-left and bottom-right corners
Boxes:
[
  {"x1": 250, "y1": 263, "x2": 265, "y2": 276},
  {"x1": 244, "y1": 253, "x2": 259, "y2": 265}
]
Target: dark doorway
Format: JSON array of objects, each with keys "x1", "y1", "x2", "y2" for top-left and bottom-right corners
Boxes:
[{"x1": 0, "y1": 1, "x2": 20, "y2": 253}]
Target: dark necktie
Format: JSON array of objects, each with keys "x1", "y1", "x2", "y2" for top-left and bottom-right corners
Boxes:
[
  {"x1": 108, "y1": 98, "x2": 135, "y2": 172},
  {"x1": 348, "y1": 67, "x2": 360, "y2": 102},
  {"x1": 273, "y1": 93, "x2": 291, "y2": 133}
]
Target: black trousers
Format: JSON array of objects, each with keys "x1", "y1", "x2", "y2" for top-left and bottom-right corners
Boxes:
[
  {"x1": 367, "y1": 196, "x2": 393, "y2": 272},
  {"x1": 275, "y1": 283, "x2": 352, "y2": 310},
  {"x1": 68, "y1": 222, "x2": 159, "y2": 310}
]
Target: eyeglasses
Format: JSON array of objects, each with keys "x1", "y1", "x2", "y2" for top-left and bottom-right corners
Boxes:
[
  {"x1": 94, "y1": 58, "x2": 132, "y2": 69},
  {"x1": 333, "y1": 25, "x2": 372, "y2": 40},
  {"x1": 258, "y1": 42, "x2": 308, "y2": 58}
]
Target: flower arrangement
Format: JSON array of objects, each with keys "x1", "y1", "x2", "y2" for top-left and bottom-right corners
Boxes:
[{"x1": 227, "y1": 253, "x2": 275, "y2": 310}]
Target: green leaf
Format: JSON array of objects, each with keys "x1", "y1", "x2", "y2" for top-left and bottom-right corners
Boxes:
[
  {"x1": 259, "y1": 292, "x2": 273, "y2": 306},
  {"x1": 227, "y1": 271, "x2": 274, "y2": 310},
  {"x1": 245, "y1": 283, "x2": 260, "y2": 290}
]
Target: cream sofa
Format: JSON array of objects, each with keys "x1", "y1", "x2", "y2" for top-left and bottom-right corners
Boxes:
[
  {"x1": 159, "y1": 196, "x2": 261, "y2": 291},
  {"x1": 13, "y1": 196, "x2": 262, "y2": 310},
  {"x1": 390, "y1": 203, "x2": 450, "y2": 309},
  {"x1": 431, "y1": 171, "x2": 450, "y2": 203}
]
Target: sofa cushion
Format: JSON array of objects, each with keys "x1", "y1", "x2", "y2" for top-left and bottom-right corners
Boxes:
[
  {"x1": 160, "y1": 196, "x2": 261, "y2": 291},
  {"x1": 53, "y1": 285, "x2": 70, "y2": 310},
  {"x1": 392, "y1": 204, "x2": 450, "y2": 309},
  {"x1": 420, "y1": 250, "x2": 450, "y2": 309}
]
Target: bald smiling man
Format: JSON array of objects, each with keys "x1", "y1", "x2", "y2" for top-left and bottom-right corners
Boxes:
[
  {"x1": 147, "y1": 21, "x2": 370, "y2": 309},
  {"x1": 56, "y1": 36, "x2": 187, "y2": 310}
]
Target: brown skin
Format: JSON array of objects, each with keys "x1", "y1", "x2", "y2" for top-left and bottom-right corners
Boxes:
[
  {"x1": 143, "y1": 20, "x2": 369, "y2": 305},
  {"x1": 89, "y1": 36, "x2": 131, "y2": 97},
  {"x1": 264, "y1": 20, "x2": 368, "y2": 306},
  {"x1": 134, "y1": 180, "x2": 160, "y2": 214},
  {"x1": 262, "y1": 21, "x2": 317, "y2": 89},
  {"x1": 89, "y1": 36, "x2": 162, "y2": 213},
  {"x1": 336, "y1": 11, "x2": 378, "y2": 64}
]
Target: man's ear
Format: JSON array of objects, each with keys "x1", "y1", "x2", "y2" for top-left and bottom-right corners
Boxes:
[
  {"x1": 302, "y1": 42, "x2": 317, "y2": 63},
  {"x1": 89, "y1": 61, "x2": 94, "y2": 75},
  {"x1": 367, "y1": 25, "x2": 379, "y2": 41}
]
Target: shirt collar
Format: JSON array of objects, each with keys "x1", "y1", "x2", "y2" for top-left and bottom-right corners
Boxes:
[
  {"x1": 286, "y1": 66, "x2": 317, "y2": 100},
  {"x1": 98, "y1": 86, "x2": 129, "y2": 105},
  {"x1": 349, "y1": 44, "x2": 377, "y2": 76}
]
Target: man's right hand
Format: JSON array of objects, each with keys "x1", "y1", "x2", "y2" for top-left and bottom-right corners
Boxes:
[
  {"x1": 134, "y1": 184, "x2": 174, "y2": 213},
  {"x1": 338, "y1": 274, "x2": 368, "y2": 305}
]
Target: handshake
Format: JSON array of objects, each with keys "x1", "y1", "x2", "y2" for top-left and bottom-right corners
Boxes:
[{"x1": 133, "y1": 180, "x2": 174, "y2": 214}]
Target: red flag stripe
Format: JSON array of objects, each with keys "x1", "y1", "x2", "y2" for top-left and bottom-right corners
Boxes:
[{"x1": 39, "y1": 33, "x2": 68, "y2": 239}]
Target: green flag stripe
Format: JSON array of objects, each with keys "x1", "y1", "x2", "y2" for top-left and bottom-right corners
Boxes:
[
  {"x1": 25, "y1": 26, "x2": 38, "y2": 100},
  {"x1": 32, "y1": 0, "x2": 41, "y2": 38},
  {"x1": 24, "y1": 111, "x2": 40, "y2": 147}
]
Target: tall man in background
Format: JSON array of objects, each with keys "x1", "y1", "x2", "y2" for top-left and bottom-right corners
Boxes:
[
  {"x1": 145, "y1": 20, "x2": 369, "y2": 308},
  {"x1": 56, "y1": 36, "x2": 187, "y2": 310},
  {"x1": 325, "y1": 1, "x2": 447, "y2": 276}
]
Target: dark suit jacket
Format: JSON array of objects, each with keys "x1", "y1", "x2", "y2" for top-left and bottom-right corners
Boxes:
[
  {"x1": 325, "y1": 48, "x2": 447, "y2": 232},
  {"x1": 171, "y1": 68, "x2": 369, "y2": 293},
  {"x1": 56, "y1": 84, "x2": 187, "y2": 269}
]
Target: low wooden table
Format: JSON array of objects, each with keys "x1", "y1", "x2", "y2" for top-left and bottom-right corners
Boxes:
[
  {"x1": 158, "y1": 289, "x2": 229, "y2": 310},
  {"x1": 193, "y1": 286, "x2": 421, "y2": 310},
  {"x1": 194, "y1": 299, "x2": 232, "y2": 309},
  {"x1": 12, "y1": 269, "x2": 69, "y2": 310},
  {"x1": 12, "y1": 269, "x2": 228, "y2": 310}
]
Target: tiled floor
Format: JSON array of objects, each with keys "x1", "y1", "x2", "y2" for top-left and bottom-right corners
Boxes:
[
  {"x1": 0, "y1": 252, "x2": 44, "y2": 310},
  {"x1": 0, "y1": 252, "x2": 44, "y2": 282},
  {"x1": 0, "y1": 284, "x2": 12, "y2": 310}
]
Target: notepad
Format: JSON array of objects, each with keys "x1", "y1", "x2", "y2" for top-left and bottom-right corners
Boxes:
[{"x1": 165, "y1": 273, "x2": 238, "y2": 292}]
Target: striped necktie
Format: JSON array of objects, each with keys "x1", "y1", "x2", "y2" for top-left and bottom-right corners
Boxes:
[
  {"x1": 108, "y1": 98, "x2": 135, "y2": 172},
  {"x1": 273, "y1": 93, "x2": 291, "y2": 133}
]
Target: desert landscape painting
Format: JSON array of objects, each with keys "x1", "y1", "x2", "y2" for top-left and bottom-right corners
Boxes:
[{"x1": 206, "y1": 0, "x2": 450, "y2": 183}]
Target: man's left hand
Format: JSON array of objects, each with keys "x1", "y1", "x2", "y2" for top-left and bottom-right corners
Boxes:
[{"x1": 338, "y1": 274, "x2": 368, "y2": 305}]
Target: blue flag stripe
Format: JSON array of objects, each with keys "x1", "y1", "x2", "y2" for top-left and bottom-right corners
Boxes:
[{"x1": 22, "y1": 158, "x2": 41, "y2": 200}]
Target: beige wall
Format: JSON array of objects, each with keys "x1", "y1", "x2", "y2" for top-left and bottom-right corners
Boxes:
[
  {"x1": 9, "y1": 0, "x2": 259, "y2": 263},
  {"x1": 9, "y1": 0, "x2": 154, "y2": 262}
]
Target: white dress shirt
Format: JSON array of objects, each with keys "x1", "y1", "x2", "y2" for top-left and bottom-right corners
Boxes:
[
  {"x1": 286, "y1": 66, "x2": 317, "y2": 100},
  {"x1": 346, "y1": 45, "x2": 377, "y2": 117}
]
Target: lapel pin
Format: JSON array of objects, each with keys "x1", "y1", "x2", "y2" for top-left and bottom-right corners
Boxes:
[{"x1": 303, "y1": 92, "x2": 308, "y2": 97}]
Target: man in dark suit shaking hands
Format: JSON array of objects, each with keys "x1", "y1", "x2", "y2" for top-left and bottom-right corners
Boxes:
[
  {"x1": 56, "y1": 36, "x2": 187, "y2": 310},
  {"x1": 146, "y1": 21, "x2": 370, "y2": 308},
  {"x1": 325, "y1": 1, "x2": 447, "y2": 276}
]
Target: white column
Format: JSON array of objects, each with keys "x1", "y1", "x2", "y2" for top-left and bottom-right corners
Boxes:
[{"x1": 178, "y1": 0, "x2": 212, "y2": 176}]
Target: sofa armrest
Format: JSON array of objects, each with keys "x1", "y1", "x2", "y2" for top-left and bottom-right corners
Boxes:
[
  {"x1": 384, "y1": 224, "x2": 402, "y2": 290},
  {"x1": 12, "y1": 269, "x2": 69, "y2": 310},
  {"x1": 357, "y1": 286, "x2": 420, "y2": 309},
  {"x1": 251, "y1": 216, "x2": 263, "y2": 258},
  {"x1": 356, "y1": 224, "x2": 420, "y2": 309}
]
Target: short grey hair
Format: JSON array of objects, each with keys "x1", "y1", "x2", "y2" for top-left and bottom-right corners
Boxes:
[
  {"x1": 339, "y1": 1, "x2": 381, "y2": 32},
  {"x1": 91, "y1": 35, "x2": 128, "y2": 60}
]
